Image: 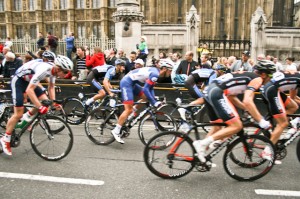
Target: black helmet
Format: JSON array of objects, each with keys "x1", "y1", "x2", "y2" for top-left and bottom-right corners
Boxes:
[
  {"x1": 214, "y1": 63, "x2": 227, "y2": 72},
  {"x1": 253, "y1": 60, "x2": 276, "y2": 74},
  {"x1": 42, "y1": 50, "x2": 56, "y2": 61},
  {"x1": 115, "y1": 59, "x2": 126, "y2": 66}
]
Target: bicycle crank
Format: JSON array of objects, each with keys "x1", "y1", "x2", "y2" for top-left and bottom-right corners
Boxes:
[
  {"x1": 195, "y1": 161, "x2": 212, "y2": 172},
  {"x1": 10, "y1": 133, "x2": 21, "y2": 148}
]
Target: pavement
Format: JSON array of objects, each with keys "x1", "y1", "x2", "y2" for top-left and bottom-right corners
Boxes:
[{"x1": 0, "y1": 124, "x2": 299, "y2": 199}]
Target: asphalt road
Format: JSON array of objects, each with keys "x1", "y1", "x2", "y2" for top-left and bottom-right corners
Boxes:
[{"x1": 0, "y1": 125, "x2": 299, "y2": 199}]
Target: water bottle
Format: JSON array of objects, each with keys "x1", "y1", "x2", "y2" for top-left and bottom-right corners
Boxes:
[
  {"x1": 175, "y1": 98, "x2": 182, "y2": 105},
  {"x1": 109, "y1": 99, "x2": 116, "y2": 107},
  {"x1": 15, "y1": 112, "x2": 33, "y2": 129}
]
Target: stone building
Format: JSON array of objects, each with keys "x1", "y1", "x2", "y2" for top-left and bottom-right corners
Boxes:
[{"x1": 0, "y1": 0, "x2": 295, "y2": 40}]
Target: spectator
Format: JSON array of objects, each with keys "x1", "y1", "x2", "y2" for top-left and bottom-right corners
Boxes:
[
  {"x1": 171, "y1": 52, "x2": 181, "y2": 83},
  {"x1": 256, "y1": 54, "x2": 266, "y2": 61},
  {"x1": 2, "y1": 47, "x2": 11, "y2": 67},
  {"x1": 36, "y1": 32, "x2": 45, "y2": 49},
  {"x1": 105, "y1": 48, "x2": 117, "y2": 66},
  {"x1": 226, "y1": 56, "x2": 236, "y2": 71},
  {"x1": 3, "y1": 52, "x2": 23, "y2": 78},
  {"x1": 25, "y1": 46, "x2": 44, "y2": 59},
  {"x1": 65, "y1": 32, "x2": 75, "y2": 60},
  {"x1": 285, "y1": 57, "x2": 297, "y2": 72},
  {"x1": 86, "y1": 47, "x2": 105, "y2": 68},
  {"x1": 47, "y1": 32, "x2": 58, "y2": 54},
  {"x1": 117, "y1": 48, "x2": 129, "y2": 62},
  {"x1": 159, "y1": 51, "x2": 167, "y2": 59},
  {"x1": 266, "y1": 55, "x2": 272, "y2": 61},
  {"x1": 72, "y1": 46, "x2": 87, "y2": 80},
  {"x1": 218, "y1": 56, "x2": 231, "y2": 73},
  {"x1": 133, "y1": 59, "x2": 144, "y2": 69},
  {"x1": 0, "y1": 43, "x2": 3, "y2": 53},
  {"x1": 125, "y1": 51, "x2": 136, "y2": 74},
  {"x1": 0, "y1": 53, "x2": 4, "y2": 77},
  {"x1": 197, "y1": 43, "x2": 210, "y2": 64},
  {"x1": 24, "y1": 54, "x2": 33, "y2": 63},
  {"x1": 231, "y1": 51, "x2": 252, "y2": 72},
  {"x1": 136, "y1": 36, "x2": 148, "y2": 63},
  {"x1": 199, "y1": 53, "x2": 211, "y2": 69},
  {"x1": 167, "y1": 52, "x2": 173, "y2": 60},
  {"x1": 157, "y1": 59, "x2": 173, "y2": 83},
  {"x1": 4, "y1": 37, "x2": 13, "y2": 49},
  {"x1": 274, "y1": 57, "x2": 284, "y2": 72},
  {"x1": 176, "y1": 51, "x2": 198, "y2": 76}
]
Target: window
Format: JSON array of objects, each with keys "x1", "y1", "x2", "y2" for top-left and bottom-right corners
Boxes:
[
  {"x1": 92, "y1": 0, "x2": 101, "y2": 8},
  {"x1": 109, "y1": 0, "x2": 116, "y2": 7},
  {"x1": 109, "y1": 22, "x2": 115, "y2": 38},
  {"x1": 93, "y1": 23, "x2": 101, "y2": 38},
  {"x1": 60, "y1": 0, "x2": 67, "y2": 9},
  {"x1": 16, "y1": 25, "x2": 24, "y2": 38},
  {"x1": 46, "y1": 24, "x2": 53, "y2": 33},
  {"x1": 45, "y1": 0, "x2": 53, "y2": 10},
  {"x1": 77, "y1": 24, "x2": 86, "y2": 38},
  {"x1": 30, "y1": 25, "x2": 36, "y2": 39},
  {"x1": 0, "y1": 0, "x2": 4, "y2": 12},
  {"x1": 14, "y1": 0, "x2": 22, "y2": 11},
  {"x1": 0, "y1": 26, "x2": 6, "y2": 39},
  {"x1": 61, "y1": 24, "x2": 68, "y2": 38},
  {"x1": 29, "y1": 0, "x2": 35, "y2": 10},
  {"x1": 76, "y1": 0, "x2": 85, "y2": 9}
]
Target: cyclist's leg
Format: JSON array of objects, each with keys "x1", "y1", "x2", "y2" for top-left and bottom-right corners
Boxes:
[
  {"x1": 1, "y1": 77, "x2": 26, "y2": 155},
  {"x1": 86, "y1": 74, "x2": 105, "y2": 106}
]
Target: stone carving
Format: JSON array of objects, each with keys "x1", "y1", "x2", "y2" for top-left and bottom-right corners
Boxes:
[
  {"x1": 76, "y1": 10, "x2": 85, "y2": 20},
  {"x1": 29, "y1": 12, "x2": 35, "y2": 21},
  {"x1": 93, "y1": 10, "x2": 100, "y2": 19},
  {"x1": 60, "y1": 11, "x2": 67, "y2": 21}
]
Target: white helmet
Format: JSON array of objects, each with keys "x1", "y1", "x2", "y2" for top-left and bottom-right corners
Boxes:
[
  {"x1": 159, "y1": 59, "x2": 174, "y2": 70},
  {"x1": 55, "y1": 55, "x2": 73, "y2": 71},
  {"x1": 42, "y1": 50, "x2": 56, "y2": 61}
]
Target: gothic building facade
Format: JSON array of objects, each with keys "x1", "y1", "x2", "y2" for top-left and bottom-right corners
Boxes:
[{"x1": 0, "y1": 0, "x2": 295, "y2": 40}]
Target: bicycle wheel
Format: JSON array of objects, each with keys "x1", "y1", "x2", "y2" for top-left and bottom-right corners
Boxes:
[
  {"x1": 223, "y1": 134, "x2": 275, "y2": 181},
  {"x1": 297, "y1": 138, "x2": 300, "y2": 162},
  {"x1": 30, "y1": 115, "x2": 73, "y2": 161},
  {"x1": 138, "y1": 111, "x2": 177, "y2": 145},
  {"x1": 157, "y1": 102, "x2": 180, "y2": 126},
  {"x1": 62, "y1": 97, "x2": 86, "y2": 125},
  {"x1": 144, "y1": 131, "x2": 196, "y2": 179},
  {"x1": 85, "y1": 107, "x2": 117, "y2": 145}
]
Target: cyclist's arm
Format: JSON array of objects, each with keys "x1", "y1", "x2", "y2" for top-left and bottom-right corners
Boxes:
[
  {"x1": 243, "y1": 90, "x2": 263, "y2": 122},
  {"x1": 143, "y1": 79, "x2": 157, "y2": 106},
  {"x1": 48, "y1": 82, "x2": 55, "y2": 100},
  {"x1": 103, "y1": 77, "x2": 113, "y2": 96}
]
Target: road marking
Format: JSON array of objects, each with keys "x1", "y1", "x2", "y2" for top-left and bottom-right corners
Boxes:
[
  {"x1": 255, "y1": 189, "x2": 300, "y2": 197},
  {"x1": 0, "y1": 172, "x2": 104, "y2": 186}
]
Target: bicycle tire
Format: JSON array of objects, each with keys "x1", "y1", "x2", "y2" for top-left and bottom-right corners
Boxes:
[
  {"x1": 138, "y1": 111, "x2": 177, "y2": 145},
  {"x1": 297, "y1": 138, "x2": 300, "y2": 162},
  {"x1": 223, "y1": 134, "x2": 275, "y2": 181},
  {"x1": 85, "y1": 107, "x2": 117, "y2": 145},
  {"x1": 30, "y1": 115, "x2": 73, "y2": 161},
  {"x1": 62, "y1": 97, "x2": 86, "y2": 125},
  {"x1": 144, "y1": 131, "x2": 195, "y2": 179},
  {"x1": 157, "y1": 102, "x2": 181, "y2": 126}
]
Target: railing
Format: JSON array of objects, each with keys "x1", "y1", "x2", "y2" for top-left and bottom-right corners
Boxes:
[
  {"x1": 0, "y1": 36, "x2": 116, "y2": 56},
  {"x1": 198, "y1": 37, "x2": 251, "y2": 59}
]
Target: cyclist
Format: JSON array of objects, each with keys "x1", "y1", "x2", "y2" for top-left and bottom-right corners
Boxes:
[
  {"x1": 193, "y1": 61, "x2": 271, "y2": 163},
  {"x1": 0, "y1": 55, "x2": 73, "y2": 156},
  {"x1": 84, "y1": 59, "x2": 126, "y2": 108},
  {"x1": 110, "y1": 60, "x2": 167, "y2": 144}
]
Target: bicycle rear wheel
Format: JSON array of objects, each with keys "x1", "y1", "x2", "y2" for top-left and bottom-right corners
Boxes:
[
  {"x1": 62, "y1": 97, "x2": 86, "y2": 125},
  {"x1": 144, "y1": 131, "x2": 195, "y2": 179},
  {"x1": 30, "y1": 115, "x2": 73, "y2": 161},
  {"x1": 85, "y1": 107, "x2": 117, "y2": 145},
  {"x1": 138, "y1": 111, "x2": 177, "y2": 145},
  {"x1": 223, "y1": 134, "x2": 275, "y2": 181}
]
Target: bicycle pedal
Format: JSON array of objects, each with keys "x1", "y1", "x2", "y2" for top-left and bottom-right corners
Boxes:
[{"x1": 195, "y1": 161, "x2": 212, "y2": 172}]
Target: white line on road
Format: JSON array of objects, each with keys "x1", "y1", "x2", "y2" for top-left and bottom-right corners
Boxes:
[
  {"x1": 255, "y1": 189, "x2": 300, "y2": 197},
  {"x1": 0, "y1": 172, "x2": 104, "y2": 186}
]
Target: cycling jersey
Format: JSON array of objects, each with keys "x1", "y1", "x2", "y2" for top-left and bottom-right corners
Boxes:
[
  {"x1": 14, "y1": 59, "x2": 56, "y2": 85},
  {"x1": 12, "y1": 59, "x2": 55, "y2": 107},
  {"x1": 270, "y1": 71, "x2": 300, "y2": 92},
  {"x1": 185, "y1": 68, "x2": 216, "y2": 98},
  {"x1": 120, "y1": 67, "x2": 159, "y2": 105},
  {"x1": 86, "y1": 65, "x2": 118, "y2": 92}
]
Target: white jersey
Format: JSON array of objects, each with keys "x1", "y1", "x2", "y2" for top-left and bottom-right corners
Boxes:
[
  {"x1": 126, "y1": 67, "x2": 159, "y2": 83},
  {"x1": 15, "y1": 59, "x2": 56, "y2": 85}
]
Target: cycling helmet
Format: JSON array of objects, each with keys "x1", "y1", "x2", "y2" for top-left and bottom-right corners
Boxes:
[
  {"x1": 42, "y1": 50, "x2": 56, "y2": 61},
  {"x1": 55, "y1": 55, "x2": 73, "y2": 71},
  {"x1": 253, "y1": 60, "x2": 276, "y2": 74},
  {"x1": 115, "y1": 59, "x2": 126, "y2": 66},
  {"x1": 159, "y1": 59, "x2": 174, "y2": 70},
  {"x1": 214, "y1": 63, "x2": 227, "y2": 72}
]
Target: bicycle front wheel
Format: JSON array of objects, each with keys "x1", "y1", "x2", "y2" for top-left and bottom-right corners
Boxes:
[
  {"x1": 30, "y1": 115, "x2": 73, "y2": 161},
  {"x1": 62, "y1": 97, "x2": 86, "y2": 125},
  {"x1": 223, "y1": 134, "x2": 275, "y2": 181},
  {"x1": 138, "y1": 111, "x2": 177, "y2": 145},
  {"x1": 85, "y1": 107, "x2": 117, "y2": 145},
  {"x1": 144, "y1": 131, "x2": 195, "y2": 179}
]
